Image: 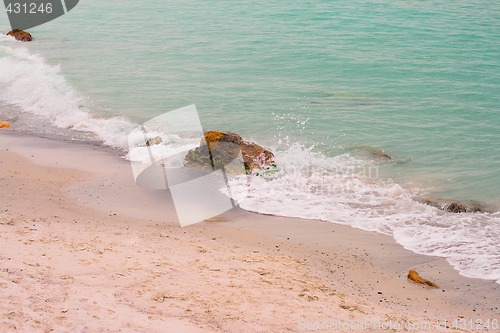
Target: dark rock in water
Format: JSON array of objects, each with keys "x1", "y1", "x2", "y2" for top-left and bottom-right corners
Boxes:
[
  {"x1": 417, "y1": 197, "x2": 485, "y2": 213},
  {"x1": 7, "y1": 29, "x2": 32, "y2": 42},
  {"x1": 185, "y1": 131, "x2": 242, "y2": 170},
  {"x1": 444, "y1": 202, "x2": 468, "y2": 213},
  {"x1": 204, "y1": 131, "x2": 243, "y2": 145},
  {"x1": 185, "y1": 131, "x2": 276, "y2": 172},
  {"x1": 354, "y1": 145, "x2": 392, "y2": 160},
  {"x1": 240, "y1": 142, "x2": 276, "y2": 170},
  {"x1": 146, "y1": 136, "x2": 162, "y2": 146},
  {"x1": 372, "y1": 151, "x2": 391, "y2": 159}
]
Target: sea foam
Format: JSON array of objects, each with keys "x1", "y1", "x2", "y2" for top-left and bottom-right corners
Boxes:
[
  {"x1": 227, "y1": 142, "x2": 500, "y2": 284},
  {"x1": 0, "y1": 37, "x2": 135, "y2": 148}
]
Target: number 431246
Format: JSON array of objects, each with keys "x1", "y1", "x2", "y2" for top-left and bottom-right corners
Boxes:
[{"x1": 6, "y1": 2, "x2": 53, "y2": 14}]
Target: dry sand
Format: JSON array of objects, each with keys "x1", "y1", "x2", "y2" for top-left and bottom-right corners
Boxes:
[{"x1": 0, "y1": 132, "x2": 499, "y2": 332}]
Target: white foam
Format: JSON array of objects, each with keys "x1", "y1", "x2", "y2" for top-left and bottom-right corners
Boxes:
[
  {"x1": 0, "y1": 42, "x2": 204, "y2": 163},
  {"x1": 0, "y1": 41, "x2": 136, "y2": 149},
  {"x1": 228, "y1": 142, "x2": 500, "y2": 284},
  {"x1": 126, "y1": 125, "x2": 201, "y2": 166},
  {"x1": 127, "y1": 142, "x2": 199, "y2": 167}
]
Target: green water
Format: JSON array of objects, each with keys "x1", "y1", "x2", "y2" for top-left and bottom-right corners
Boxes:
[{"x1": 1, "y1": 0, "x2": 500, "y2": 201}]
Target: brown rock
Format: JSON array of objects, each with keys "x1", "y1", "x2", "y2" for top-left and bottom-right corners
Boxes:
[
  {"x1": 204, "y1": 131, "x2": 242, "y2": 145},
  {"x1": 407, "y1": 269, "x2": 439, "y2": 288},
  {"x1": 0, "y1": 121, "x2": 10, "y2": 129},
  {"x1": 354, "y1": 145, "x2": 392, "y2": 159},
  {"x1": 417, "y1": 197, "x2": 485, "y2": 213},
  {"x1": 7, "y1": 29, "x2": 32, "y2": 42},
  {"x1": 146, "y1": 136, "x2": 162, "y2": 146},
  {"x1": 240, "y1": 142, "x2": 275, "y2": 170},
  {"x1": 444, "y1": 202, "x2": 468, "y2": 213},
  {"x1": 372, "y1": 151, "x2": 391, "y2": 159},
  {"x1": 185, "y1": 131, "x2": 276, "y2": 172}
]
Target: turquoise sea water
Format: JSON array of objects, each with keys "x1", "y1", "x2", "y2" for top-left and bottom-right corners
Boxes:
[{"x1": 1, "y1": 1, "x2": 499, "y2": 282}]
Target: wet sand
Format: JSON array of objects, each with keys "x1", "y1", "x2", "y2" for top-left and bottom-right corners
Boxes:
[{"x1": 0, "y1": 132, "x2": 498, "y2": 332}]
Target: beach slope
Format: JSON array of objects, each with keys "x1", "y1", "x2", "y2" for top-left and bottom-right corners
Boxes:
[{"x1": 0, "y1": 132, "x2": 498, "y2": 332}]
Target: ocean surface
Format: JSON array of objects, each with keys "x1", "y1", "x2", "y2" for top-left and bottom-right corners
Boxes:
[{"x1": 1, "y1": 1, "x2": 499, "y2": 283}]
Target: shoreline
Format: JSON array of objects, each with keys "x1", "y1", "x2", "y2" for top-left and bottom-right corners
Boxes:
[{"x1": 1, "y1": 130, "x2": 499, "y2": 332}]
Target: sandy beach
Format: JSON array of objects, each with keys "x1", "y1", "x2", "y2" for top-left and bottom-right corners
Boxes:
[{"x1": 0, "y1": 131, "x2": 499, "y2": 333}]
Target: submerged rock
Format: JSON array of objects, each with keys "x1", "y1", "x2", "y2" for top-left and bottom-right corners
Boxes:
[
  {"x1": 444, "y1": 202, "x2": 469, "y2": 213},
  {"x1": 0, "y1": 121, "x2": 10, "y2": 129},
  {"x1": 185, "y1": 131, "x2": 275, "y2": 172},
  {"x1": 7, "y1": 29, "x2": 32, "y2": 42},
  {"x1": 371, "y1": 150, "x2": 391, "y2": 159},
  {"x1": 354, "y1": 144, "x2": 392, "y2": 160},
  {"x1": 417, "y1": 197, "x2": 485, "y2": 213}
]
